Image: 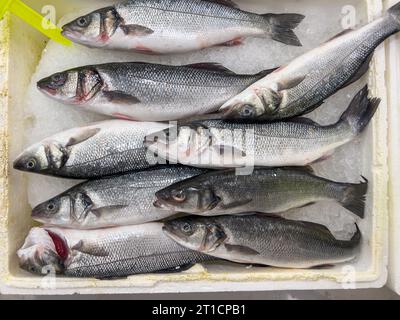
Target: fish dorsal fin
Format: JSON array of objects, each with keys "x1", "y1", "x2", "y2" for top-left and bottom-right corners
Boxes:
[
  {"x1": 66, "y1": 127, "x2": 101, "y2": 147},
  {"x1": 325, "y1": 29, "x2": 354, "y2": 43},
  {"x1": 72, "y1": 240, "x2": 109, "y2": 257},
  {"x1": 288, "y1": 117, "x2": 321, "y2": 126},
  {"x1": 120, "y1": 24, "x2": 154, "y2": 36},
  {"x1": 205, "y1": 0, "x2": 238, "y2": 8},
  {"x1": 224, "y1": 244, "x2": 260, "y2": 256},
  {"x1": 184, "y1": 63, "x2": 236, "y2": 75}
]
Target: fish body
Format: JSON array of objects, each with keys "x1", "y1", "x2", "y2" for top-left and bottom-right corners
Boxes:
[
  {"x1": 146, "y1": 87, "x2": 380, "y2": 169},
  {"x1": 37, "y1": 62, "x2": 272, "y2": 121},
  {"x1": 164, "y1": 215, "x2": 361, "y2": 268},
  {"x1": 219, "y1": 2, "x2": 400, "y2": 121},
  {"x1": 18, "y1": 224, "x2": 212, "y2": 278},
  {"x1": 13, "y1": 120, "x2": 168, "y2": 179},
  {"x1": 155, "y1": 167, "x2": 368, "y2": 218},
  {"x1": 32, "y1": 166, "x2": 207, "y2": 229},
  {"x1": 62, "y1": 0, "x2": 304, "y2": 54}
]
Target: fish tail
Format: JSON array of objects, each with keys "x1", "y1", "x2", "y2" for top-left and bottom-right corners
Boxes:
[
  {"x1": 350, "y1": 224, "x2": 362, "y2": 245},
  {"x1": 264, "y1": 13, "x2": 305, "y2": 46},
  {"x1": 386, "y1": 1, "x2": 400, "y2": 29},
  {"x1": 338, "y1": 86, "x2": 381, "y2": 137},
  {"x1": 339, "y1": 177, "x2": 368, "y2": 219}
]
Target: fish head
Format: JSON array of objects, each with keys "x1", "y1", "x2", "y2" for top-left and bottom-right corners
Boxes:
[
  {"x1": 13, "y1": 140, "x2": 69, "y2": 175},
  {"x1": 62, "y1": 7, "x2": 121, "y2": 47},
  {"x1": 220, "y1": 88, "x2": 280, "y2": 121},
  {"x1": 145, "y1": 124, "x2": 213, "y2": 165},
  {"x1": 37, "y1": 67, "x2": 103, "y2": 105},
  {"x1": 17, "y1": 228, "x2": 67, "y2": 275},
  {"x1": 31, "y1": 194, "x2": 70, "y2": 226},
  {"x1": 32, "y1": 190, "x2": 95, "y2": 227},
  {"x1": 163, "y1": 217, "x2": 226, "y2": 253},
  {"x1": 156, "y1": 182, "x2": 220, "y2": 214}
]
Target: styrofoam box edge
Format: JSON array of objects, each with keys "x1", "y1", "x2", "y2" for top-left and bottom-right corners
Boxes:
[{"x1": 0, "y1": 0, "x2": 392, "y2": 295}]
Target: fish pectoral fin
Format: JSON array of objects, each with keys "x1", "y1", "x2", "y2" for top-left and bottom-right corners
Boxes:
[
  {"x1": 220, "y1": 199, "x2": 252, "y2": 210},
  {"x1": 153, "y1": 263, "x2": 196, "y2": 274},
  {"x1": 340, "y1": 52, "x2": 374, "y2": 89},
  {"x1": 120, "y1": 24, "x2": 154, "y2": 36},
  {"x1": 297, "y1": 201, "x2": 317, "y2": 209},
  {"x1": 218, "y1": 38, "x2": 244, "y2": 47},
  {"x1": 207, "y1": 196, "x2": 222, "y2": 210},
  {"x1": 66, "y1": 127, "x2": 101, "y2": 147},
  {"x1": 72, "y1": 240, "x2": 109, "y2": 257},
  {"x1": 103, "y1": 91, "x2": 141, "y2": 105},
  {"x1": 277, "y1": 75, "x2": 306, "y2": 91},
  {"x1": 324, "y1": 29, "x2": 353, "y2": 43},
  {"x1": 224, "y1": 244, "x2": 260, "y2": 256},
  {"x1": 184, "y1": 63, "x2": 236, "y2": 75},
  {"x1": 91, "y1": 204, "x2": 130, "y2": 218},
  {"x1": 213, "y1": 145, "x2": 247, "y2": 158}
]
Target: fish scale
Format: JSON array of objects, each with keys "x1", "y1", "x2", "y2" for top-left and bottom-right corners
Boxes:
[
  {"x1": 61, "y1": 0, "x2": 304, "y2": 54},
  {"x1": 146, "y1": 88, "x2": 379, "y2": 168},
  {"x1": 284, "y1": 18, "x2": 398, "y2": 117},
  {"x1": 38, "y1": 62, "x2": 269, "y2": 121},
  {"x1": 13, "y1": 120, "x2": 169, "y2": 179},
  {"x1": 200, "y1": 120, "x2": 349, "y2": 166},
  {"x1": 155, "y1": 167, "x2": 368, "y2": 218},
  {"x1": 117, "y1": 0, "x2": 263, "y2": 33},
  {"x1": 32, "y1": 166, "x2": 207, "y2": 229},
  {"x1": 219, "y1": 2, "x2": 400, "y2": 121},
  {"x1": 63, "y1": 224, "x2": 212, "y2": 278},
  {"x1": 164, "y1": 215, "x2": 361, "y2": 268}
]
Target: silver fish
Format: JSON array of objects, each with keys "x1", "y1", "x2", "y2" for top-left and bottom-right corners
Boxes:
[
  {"x1": 155, "y1": 167, "x2": 368, "y2": 218},
  {"x1": 219, "y1": 2, "x2": 400, "y2": 121},
  {"x1": 13, "y1": 120, "x2": 168, "y2": 179},
  {"x1": 146, "y1": 87, "x2": 380, "y2": 169},
  {"x1": 164, "y1": 215, "x2": 361, "y2": 269},
  {"x1": 62, "y1": 0, "x2": 304, "y2": 54},
  {"x1": 32, "y1": 166, "x2": 206, "y2": 229},
  {"x1": 18, "y1": 224, "x2": 212, "y2": 278},
  {"x1": 37, "y1": 62, "x2": 273, "y2": 121}
]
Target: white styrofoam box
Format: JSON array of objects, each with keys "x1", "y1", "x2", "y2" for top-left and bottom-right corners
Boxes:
[
  {"x1": 0, "y1": 0, "x2": 392, "y2": 294},
  {"x1": 386, "y1": 0, "x2": 400, "y2": 297}
]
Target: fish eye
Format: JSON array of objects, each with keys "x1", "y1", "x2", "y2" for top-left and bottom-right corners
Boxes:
[
  {"x1": 26, "y1": 158, "x2": 37, "y2": 170},
  {"x1": 172, "y1": 190, "x2": 186, "y2": 203},
  {"x1": 46, "y1": 202, "x2": 58, "y2": 213},
  {"x1": 51, "y1": 73, "x2": 64, "y2": 82},
  {"x1": 77, "y1": 16, "x2": 90, "y2": 27},
  {"x1": 182, "y1": 223, "x2": 192, "y2": 233},
  {"x1": 239, "y1": 105, "x2": 256, "y2": 118}
]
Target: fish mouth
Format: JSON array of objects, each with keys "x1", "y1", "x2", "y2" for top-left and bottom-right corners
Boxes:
[
  {"x1": 37, "y1": 79, "x2": 57, "y2": 96},
  {"x1": 31, "y1": 205, "x2": 49, "y2": 224},
  {"x1": 153, "y1": 199, "x2": 169, "y2": 209},
  {"x1": 61, "y1": 28, "x2": 79, "y2": 41},
  {"x1": 162, "y1": 224, "x2": 179, "y2": 240}
]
